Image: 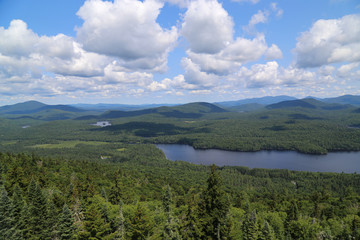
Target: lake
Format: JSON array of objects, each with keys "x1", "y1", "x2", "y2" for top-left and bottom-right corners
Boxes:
[{"x1": 156, "y1": 144, "x2": 360, "y2": 173}]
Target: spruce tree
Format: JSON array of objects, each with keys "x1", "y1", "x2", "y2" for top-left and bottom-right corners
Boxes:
[
  {"x1": 180, "y1": 202, "x2": 203, "y2": 239},
  {"x1": 46, "y1": 199, "x2": 60, "y2": 239},
  {"x1": 58, "y1": 204, "x2": 74, "y2": 240},
  {"x1": 114, "y1": 206, "x2": 126, "y2": 239},
  {"x1": 12, "y1": 185, "x2": 25, "y2": 239},
  {"x1": 199, "y1": 164, "x2": 231, "y2": 239},
  {"x1": 12, "y1": 184, "x2": 24, "y2": 221},
  {"x1": 130, "y1": 204, "x2": 152, "y2": 240},
  {"x1": 161, "y1": 185, "x2": 180, "y2": 240},
  {"x1": 259, "y1": 221, "x2": 276, "y2": 240},
  {"x1": 242, "y1": 210, "x2": 259, "y2": 240},
  {"x1": 81, "y1": 202, "x2": 111, "y2": 239},
  {"x1": 26, "y1": 180, "x2": 48, "y2": 239},
  {"x1": 0, "y1": 187, "x2": 15, "y2": 239}
]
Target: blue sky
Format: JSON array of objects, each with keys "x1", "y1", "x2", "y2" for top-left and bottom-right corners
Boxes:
[{"x1": 0, "y1": 0, "x2": 359, "y2": 105}]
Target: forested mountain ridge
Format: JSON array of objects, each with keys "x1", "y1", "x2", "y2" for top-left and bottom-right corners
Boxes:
[
  {"x1": 1, "y1": 98, "x2": 360, "y2": 155},
  {"x1": 216, "y1": 94, "x2": 360, "y2": 108},
  {"x1": 0, "y1": 100, "x2": 47, "y2": 114},
  {"x1": 76, "y1": 102, "x2": 228, "y2": 120},
  {"x1": 266, "y1": 98, "x2": 353, "y2": 110},
  {"x1": 0, "y1": 101, "x2": 94, "y2": 121},
  {"x1": 322, "y1": 95, "x2": 360, "y2": 106},
  {"x1": 216, "y1": 95, "x2": 297, "y2": 107}
]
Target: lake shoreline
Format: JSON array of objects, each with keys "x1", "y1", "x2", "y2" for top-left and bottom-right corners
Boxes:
[
  {"x1": 156, "y1": 144, "x2": 360, "y2": 173},
  {"x1": 154, "y1": 142, "x2": 360, "y2": 156}
]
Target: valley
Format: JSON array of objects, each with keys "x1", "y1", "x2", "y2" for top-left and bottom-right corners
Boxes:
[{"x1": 1, "y1": 95, "x2": 360, "y2": 239}]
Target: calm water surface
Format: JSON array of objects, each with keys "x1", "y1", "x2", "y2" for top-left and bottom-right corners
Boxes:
[{"x1": 156, "y1": 144, "x2": 360, "y2": 173}]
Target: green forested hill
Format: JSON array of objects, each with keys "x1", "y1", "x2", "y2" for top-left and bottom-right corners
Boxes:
[
  {"x1": 0, "y1": 101, "x2": 46, "y2": 114},
  {"x1": 76, "y1": 102, "x2": 228, "y2": 120},
  {"x1": 1, "y1": 99, "x2": 360, "y2": 155}
]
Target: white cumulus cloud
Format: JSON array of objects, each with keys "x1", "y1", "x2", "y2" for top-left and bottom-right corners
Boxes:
[
  {"x1": 295, "y1": 14, "x2": 360, "y2": 68},
  {"x1": 265, "y1": 44, "x2": 283, "y2": 60},
  {"x1": 237, "y1": 61, "x2": 316, "y2": 88},
  {"x1": 76, "y1": 0, "x2": 178, "y2": 71},
  {"x1": 181, "y1": 57, "x2": 220, "y2": 88},
  {"x1": 181, "y1": 0, "x2": 233, "y2": 54},
  {"x1": 180, "y1": 0, "x2": 281, "y2": 83},
  {"x1": 0, "y1": 20, "x2": 38, "y2": 57}
]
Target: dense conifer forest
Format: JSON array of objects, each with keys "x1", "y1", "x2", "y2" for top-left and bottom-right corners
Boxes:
[{"x1": 1, "y1": 148, "x2": 360, "y2": 239}]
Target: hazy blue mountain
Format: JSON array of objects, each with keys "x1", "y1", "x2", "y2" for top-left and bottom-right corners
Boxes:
[
  {"x1": 321, "y1": 95, "x2": 360, "y2": 106},
  {"x1": 71, "y1": 103, "x2": 177, "y2": 111},
  {"x1": 266, "y1": 98, "x2": 353, "y2": 110},
  {"x1": 266, "y1": 99, "x2": 317, "y2": 109},
  {"x1": 216, "y1": 95, "x2": 297, "y2": 107},
  {"x1": 1, "y1": 103, "x2": 84, "y2": 115},
  {"x1": 228, "y1": 103, "x2": 265, "y2": 112},
  {"x1": 77, "y1": 102, "x2": 228, "y2": 120},
  {"x1": 0, "y1": 100, "x2": 46, "y2": 114}
]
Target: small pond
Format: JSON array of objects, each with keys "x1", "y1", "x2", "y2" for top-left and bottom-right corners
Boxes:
[{"x1": 91, "y1": 121, "x2": 111, "y2": 127}]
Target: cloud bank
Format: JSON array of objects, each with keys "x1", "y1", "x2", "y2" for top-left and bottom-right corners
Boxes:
[{"x1": 0, "y1": 0, "x2": 359, "y2": 103}]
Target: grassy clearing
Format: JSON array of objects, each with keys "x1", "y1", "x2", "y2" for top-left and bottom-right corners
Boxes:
[
  {"x1": 29, "y1": 140, "x2": 109, "y2": 149},
  {"x1": 1, "y1": 140, "x2": 18, "y2": 146}
]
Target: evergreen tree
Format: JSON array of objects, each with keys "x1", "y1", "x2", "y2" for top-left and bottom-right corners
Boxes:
[
  {"x1": 0, "y1": 187, "x2": 15, "y2": 239},
  {"x1": 109, "y1": 170, "x2": 122, "y2": 205},
  {"x1": 163, "y1": 185, "x2": 172, "y2": 213},
  {"x1": 80, "y1": 202, "x2": 110, "y2": 239},
  {"x1": 101, "y1": 187, "x2": 108, "y2": 201},
  {"x1": 12, "y1": 184, "x2": 24, "y2": 221},
  {"x1": 18, "y1": 202, "x2": 29, "y2": 239},
  {"x1": 259, "y1": 221, "x2": 276, "y2": 240},
  {"x1": 11, "y1": 184, "x2": 24, "y2": 238},
  {"x1": 130, "y1": 204, "x2": 153, "y2": 240},
  {"x1": 26, "y1": 180, "x2": 48, "y2": 239},
  {"x1": 46, "y1": 199, "x2": 60, "y2": 239},
  {"x1": 58, "y1": 204, "x2": 74, "y2": 240},
  {"x1": 180, "y1": 200, "x2": 203, "y2": 240},
  {"x1": 114, "y1": 206, "x2": 126, "y2": 239},
  {"x1": 161, "y1": 185, "x2": 180, "y2": 240},
  {"x1": 114, "y1": 205, "x2": 126, "y2": 240},
  {"x1": 285, "y1": 199, "x2": 299, "y2": 233},
  {"x1": 242, "y1": 210, "x2": 259, "y2": 240},
  {"x1": 199, "y1": 164, "x2": 231, "y2": 239}
]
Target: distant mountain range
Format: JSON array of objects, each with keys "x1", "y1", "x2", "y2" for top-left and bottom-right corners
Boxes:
[
  {"x1": 266, "y1": 98, "x2": 352, "y2": 111},
  {"x1": 0, "y1": 94, "x2": 359, "y2": 121},
  {"x1": 215, "y1": 94, "x2": 360, "y2": 107},
  {"x1": 76, "y1": 102, "x2": 228, "y2": 120},
  {"x1": 215, "y1": 95, "x2": 297, "y2": 107},
  {"x1": 71, "y1": 103, "x2": 177, "y2": 111},
  {"x1": 0, "y1": 100, "x2": 84, "y2": 115}
]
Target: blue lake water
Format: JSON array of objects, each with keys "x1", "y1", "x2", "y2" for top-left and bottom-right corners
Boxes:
[{"x1": 156, "y1": 144, "x2": 360, "y2": 173}]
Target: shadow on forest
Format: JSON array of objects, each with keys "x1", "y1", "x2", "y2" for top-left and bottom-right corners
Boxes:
[{"x1": 91, "y1": 121, "x2": 210, "y2": 137}]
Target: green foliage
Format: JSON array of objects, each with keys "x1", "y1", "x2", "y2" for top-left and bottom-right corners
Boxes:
[
  {"x1": 58, "y1": 204, "x2": 74, "y2": 240},
  {"x1": 242, "y1": 210, "x2": 259, "y2": 240},
  {"x1": 0, "y1": 149, "x2": 359, "y2": 239},
  {"x1": 199, "y1": 164, "x2": 231, "y2": 239},
  {"x1": 129, "y1": 204, "x2": 153, "y2": 240},
  {"x1": 0, "y1": 187, "x2": 15, "y2": 239}
]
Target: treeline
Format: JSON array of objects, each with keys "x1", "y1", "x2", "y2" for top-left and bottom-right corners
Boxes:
[{"x1": 1, "y1": 151, "x2": 360, "y2": 239}]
